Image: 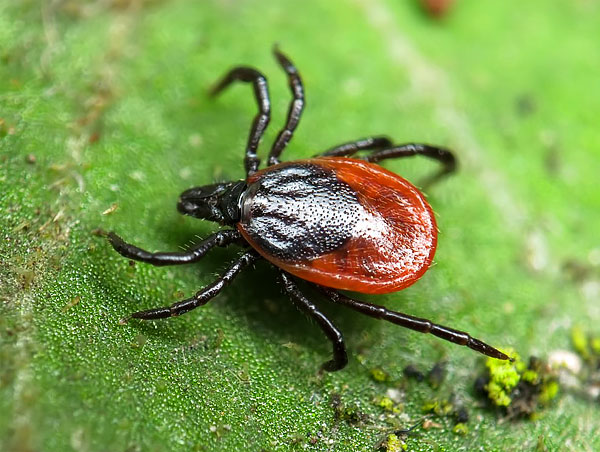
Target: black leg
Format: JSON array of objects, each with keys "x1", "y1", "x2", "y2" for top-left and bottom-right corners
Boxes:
[
  {"x1": 365, "y1": 143, "x2": 457, "y2": 187},
  {"x1": 319, "y1": 287, "x2": 511, "y2": 361},
  {"x1": 107, "y1": 230, "x2": 242, "y2": 266},
  {"x1": 121, "y1": 251, "x2": 260, "y2": 322},
  {"x1": 267, "y1": 47, "x2": 305, "y2": 166},
  {"x1": 279, "y1": 272, "x2": 348, "y2": 371},
  {"x1": 317, "y1": 136, "x2": 393, "y2": 157},
  {"x1": 209, "y1": 67, "x2": 271, "y2": 176}
]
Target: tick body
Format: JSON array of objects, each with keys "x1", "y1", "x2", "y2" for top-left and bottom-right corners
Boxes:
[
  {"x1": 108, "y1": 47, "x2": 511, "y2": 371},
  {"x1": 239, "y1": 157, "x2": 436, "y2": 294}
]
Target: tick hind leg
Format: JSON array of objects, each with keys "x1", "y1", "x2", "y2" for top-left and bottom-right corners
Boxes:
[
  {"x1": 319, "y1": 287, "x2": 511, "y2": 361},
  {"x1": 267, "y1": 47, "x2": 305, "y2": 166},
  {"x1": 366, "y1": 143, "x2": 456, "y2": 188},
  {"x1": 209, "y1": 66, "x2": 271, "y2": 176},
  {"x1": 318, "y1": 136, "x2": 393, "y2": 157},
  {"x1": 280, "y1": 272, "x2": 348, "y2": 371},
  {"x1": 107, "y1": 230, "x2": 242, "y2": 266},
  {"x1": 318, "y1": 137, "x2": 456, "y2": 188},
  {"x1": 121, "y1": 251, "x2": 260, "y2": 323}
]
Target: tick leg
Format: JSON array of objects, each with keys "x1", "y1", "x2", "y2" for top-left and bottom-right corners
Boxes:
[
  {"x1": 107, "y1": 230, "x2": 242, "y2": 266},
  {"x1": 365, "y1": 143, "x2": 457, "y2": 188},
  {"x1": 267, "y1": 47, "x2": 305, "y2": 166},
  {"x1": 209, "y1": 66, "x2": 271, "y2": 176},
  {"x1": 319, "y1": 287, "x2": 511, "y2": 361},
  {"x1": 280, "y1": 272, "x2": 348, "y2": 372},
  {"x1": 317, "y1": 136, "x2": 393, "y2": 157},
  {"x1": 122, "y1": 251, "x2": 260, "y2": 322}
]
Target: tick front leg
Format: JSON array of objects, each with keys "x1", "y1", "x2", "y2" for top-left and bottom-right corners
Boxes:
[
  {"x1": 267, "y1": 47, "x2": 305, "y2": 166},
  {"x1": 121, "y1": 251, "x2": 260, "y2": 322},
  {"x1": 209, "y1": 66, "x2": 271, "y2": 176},
  {"x1": 107, "y1": 229, "x2": 242, "y2": 266},
  {"x1": 317, "y1": 136, "x2": 393, "y2": 158},
  {"x1": 320, "y1": 287, "x2": 511, "y2": 361},
  {"x1": 280, "y1": 272, "x2": 348, "y2": 372}
]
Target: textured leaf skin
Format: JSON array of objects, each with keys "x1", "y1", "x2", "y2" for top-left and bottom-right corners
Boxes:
[{"x1": 1, "y1": 1, "x2": 599, "y2": 451}]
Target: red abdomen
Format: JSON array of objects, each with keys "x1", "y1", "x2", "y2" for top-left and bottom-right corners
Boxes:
[{"x1": 237, "y1": 157, "x2": 437, "y2": 294}]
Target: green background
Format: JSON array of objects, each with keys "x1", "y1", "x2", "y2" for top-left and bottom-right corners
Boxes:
[{"x1": 1, "y1": 1, "x2": 599, "y2": 451}]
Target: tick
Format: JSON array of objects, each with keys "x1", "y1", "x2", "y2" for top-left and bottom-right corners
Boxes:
[{"x1": 108, "y1": 48, "x2": 510, "y2": 371}]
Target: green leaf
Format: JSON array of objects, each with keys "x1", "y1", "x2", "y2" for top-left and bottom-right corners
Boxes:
[{"x1": 2, "y1": 1, "x2": 599, "y2": 451}]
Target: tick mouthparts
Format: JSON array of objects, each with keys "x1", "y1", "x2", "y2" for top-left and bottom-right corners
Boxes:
[
  {"x1": 176, "y1": 197, "x2": 189, "y2": 214},
  {"x1": 177, "y1": 193, "x2": 201, "y2": 216},
  {"x1": 118, "y1": 315, "x2": 132, "y2": 325}
]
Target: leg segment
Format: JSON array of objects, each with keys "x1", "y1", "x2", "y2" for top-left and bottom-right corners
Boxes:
[
  {"x1": 267, "y1": 47, "x2": 305, "y2": 166},
  {"x1": 209, "y1": 67, "x2": 271, "y2": 176},
  {"x1": 319, "y1": 287, "x2": 511, "y2": 361},
  {"x1": 107, "y1": 229, "x2": 242, "y2": 266},
  {"x1": 365, "y1": 143, "x2": 457, "y2": 187},
  {"x1": 279, "y1": 272, "x2": 348, "y2": 371},
  {"x1": 121, "y1": 251, "x2": 260, "y2": 322},
  {"x1": 318, "y1": 139, "x2": 456, "y2": 187},
  {"x1": 318, "y1": 136, "x2": 393, "y2": 158}
]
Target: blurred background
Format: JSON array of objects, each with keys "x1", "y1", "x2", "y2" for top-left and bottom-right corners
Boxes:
[{"x1": 1, "y1": 1, "x2": 599, "y2": 451}]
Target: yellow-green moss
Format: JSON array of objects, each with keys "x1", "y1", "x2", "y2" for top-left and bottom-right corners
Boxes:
[
  {"x1": 453, "y1": 423, "x2": 469, "y2": 435},
  {"x1": 572, "y1": 326, "x2": 590, "y2": 360},
  {"x1": 380, "y1": 434, "x2": 407, "y2": 452},
  {"x1": 484, "y1": 348, "x2": 522, "y2": 406},
  {"x1": 370, "y1": 367, "x2": 391, "y2": 383}
]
